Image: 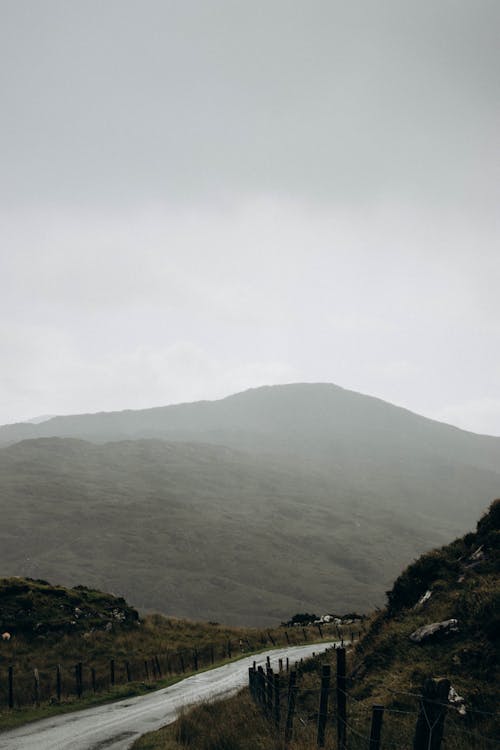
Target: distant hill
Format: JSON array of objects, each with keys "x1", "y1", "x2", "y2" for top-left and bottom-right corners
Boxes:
[
  {"x1": 0, "y1": 384, "x2": 499, "y2": 624},
  {"x1": 1, "y1": 383, "x2": 499, "y2": 468}
]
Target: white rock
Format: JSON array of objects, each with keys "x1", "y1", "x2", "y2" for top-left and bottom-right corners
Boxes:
[{"x1": 409, "y1": 619, "x2": 459, "y2": 643}]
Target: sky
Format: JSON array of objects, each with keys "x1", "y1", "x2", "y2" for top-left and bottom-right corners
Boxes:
[{"x1": 1, "y1": 1, "x2": 499, "y2": 435}]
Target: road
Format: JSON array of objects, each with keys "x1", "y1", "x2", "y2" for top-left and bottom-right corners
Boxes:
[{"x1": 0, "y1": 642, "x2": 336, "y2": 750}]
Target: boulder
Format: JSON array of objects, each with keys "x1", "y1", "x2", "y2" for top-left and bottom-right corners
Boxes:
[{"x1": 409, "y1": 619, "x2": 459, "y2": 643}]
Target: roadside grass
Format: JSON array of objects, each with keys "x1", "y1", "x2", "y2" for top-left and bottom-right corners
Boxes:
[{"x1": 133, "y1": 692, "x2": 280, "y2": 750}]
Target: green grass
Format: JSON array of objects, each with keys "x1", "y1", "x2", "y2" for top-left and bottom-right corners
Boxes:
[{"x1": 133, "y1": 693, "x2": 279, "y2": 750}]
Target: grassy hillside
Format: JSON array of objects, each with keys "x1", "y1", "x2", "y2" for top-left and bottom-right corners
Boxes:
[
  {"x1": 351, "y1": 497, "x2": 499, "y2": 713},
  {"x1": 1, "y1": 432, "x2": 496, "y2": 625},
  {"x1": 0, "y1": 576, "x2": 138, "y2": 637},
  {"x1": 134, "y1": 499, "x2": 500, "y2": 749}
]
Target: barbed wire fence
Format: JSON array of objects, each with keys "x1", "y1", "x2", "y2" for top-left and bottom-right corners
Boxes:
[{"x1": 248, "y1": 645, "x2": 499, "y2": 750}]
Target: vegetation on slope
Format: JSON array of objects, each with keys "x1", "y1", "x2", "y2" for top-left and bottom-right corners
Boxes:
[
  {"x1": 353, "y1": 497, "x2": 500, "y2": 714},
  {"x1": 1, "y1": 414, "x2": 498, "y2": 624},
  {"x1": 0, "y1": 577, "x2": 139, "y2": 637}
]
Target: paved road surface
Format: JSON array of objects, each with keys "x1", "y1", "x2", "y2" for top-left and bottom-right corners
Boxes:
[{"x1": 0, "y1": 642, "x2": 336, "y2": 750}]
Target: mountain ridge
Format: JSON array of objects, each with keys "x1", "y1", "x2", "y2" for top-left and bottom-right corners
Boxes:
[{"x1": 2, "y1": 382, "x2": 499, "y2": 445}]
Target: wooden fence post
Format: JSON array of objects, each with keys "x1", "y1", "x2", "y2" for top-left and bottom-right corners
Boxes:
[
  {"x1": 336, "y1": 647, "x2": 347, "y2": 750},
  {"x1": 274, "y1": 673, "x2": 281, "y2": 727},
  {"x1": 56, "y1": 664, "x2": 62, "y2": 702},
  {"x1": 413, "y1": 678, "x2": 450, "y2": 750},
  {"x1": 155, "y1": 655, "x2": 162, "y2": 678},
  {"x1": 210, "y1": 644, "x2": 215, "y2": 665},
  {"x1": 125, "y1": 661, "x2": 131, "y2": 682},
  {"x1": 179, "y1": 654, "x2": 185, "y2": 674},
  {"x1": 285, "y1": 630, "x2": 290, "y2": 645},
  {"x1": 8, "y1": 666, "x2": 14, "y2": 709},
  {"x1": 369, "y1": 704, "x2": 384, "y2": 749},
  {"x1": 91, "y1": 667, "x2": 96, "y2": 693},
  {"x1": 266, "y1": 666, "x2": 274, "y2": 714},
  {"x1": 110, "y1": 659, "x2": 115, "y2": 687},
  {"x1": 144, "y1": 660, "x2": 150, "y2": 680},
  {"x1": 302, "y1": 628, "x2": 308, "y2": 641},
  {"x1": 285, "y1": 671, "x2": 298, "y2": 746},
  {"x1": 317, "y1": 664, "x2": 331, "y2": 747},
  {"x1": 248, "y1": 667, "x2": 255, "y2": 699},
  {"x1": 227, "y1": 640, "x2": 232, "y2": 658},
  {"x1": 257, "y1": 666, "x2": 266, "y2": 707},
  {"x1": 193, "y1": 649, "x2": 199, "y2": 672},
  {"x1": 75, "y1": 662, "x2": 83, "y2": 698},
  {"x1": 317, "y1": 623, "x2": 323, "y2": 639},
  {"x1": 33, "y1": 668, "x2": 40, "y2": 707}
]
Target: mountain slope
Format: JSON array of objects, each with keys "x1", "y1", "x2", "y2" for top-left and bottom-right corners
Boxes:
[
  {"x1": 0, "y1": 436, "x2": 428, "y2": 624},
  {"x1": 0, "y1": 431, "x2": 497, "y2": 625},
  {"x1": 1, "y1": 384, "x2": 499, "y2": 624}
]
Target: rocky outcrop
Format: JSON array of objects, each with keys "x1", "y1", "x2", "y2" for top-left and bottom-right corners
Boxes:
[
  {"x1": 409, "y1": 618, "x2": 459, "y2": 643},
  {"x1": 0, "y1": 577, "x2": 139, "y2": 638}
]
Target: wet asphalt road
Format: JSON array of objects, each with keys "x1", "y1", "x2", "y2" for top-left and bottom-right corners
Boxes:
[{"x1": 0, "y1": 642, "x2": 336, "y2": 750}]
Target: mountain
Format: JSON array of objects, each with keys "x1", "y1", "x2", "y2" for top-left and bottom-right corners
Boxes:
[
  {"x1": 25, "y1": 414, "x2": 56, "y2": 425},
  {"x1": 0, "y1": 384, "x2": 499, "y2": 625},
  {"x1": 1, "y1": 383, "x2": 498, "y2": 461}
]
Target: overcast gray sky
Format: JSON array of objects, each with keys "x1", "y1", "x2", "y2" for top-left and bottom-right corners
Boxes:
[{"x1": 1, "y1": 0, "x2": 499, "y2": 434}]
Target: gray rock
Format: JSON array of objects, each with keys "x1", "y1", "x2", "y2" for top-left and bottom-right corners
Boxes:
[
  {"x1": 409, "y1": 619, "x2": 459, "y2": 643},
  {"x1": 413, "y1": 590, "x2": 432, "y2": 609},
  {"x1": 469, "y1": 545, "x2": 484, "y2": 562},
  {"x1": 448, "y1": 685, "x2": 466, "y2": 715}
]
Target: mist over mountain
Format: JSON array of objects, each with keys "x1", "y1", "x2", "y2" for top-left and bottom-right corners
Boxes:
[
  {"x1": 1, "y1": 384, "x2": 499, "y2": 625},
  {"x1": 2, "y1": 383, "x2": 500, "y2": 464}
]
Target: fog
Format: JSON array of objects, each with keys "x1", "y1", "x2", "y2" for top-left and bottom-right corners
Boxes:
[{"x1": 1, "y1": 1, "x2": 499, "y2": 433}]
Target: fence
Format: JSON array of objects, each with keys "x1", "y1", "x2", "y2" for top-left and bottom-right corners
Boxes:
[
  {"x1": 0, "y1": 622, "x2": 358, "y2": 710},
  {"x1": 248, "y1": 646, "x2": 500, "y2": 749}
]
